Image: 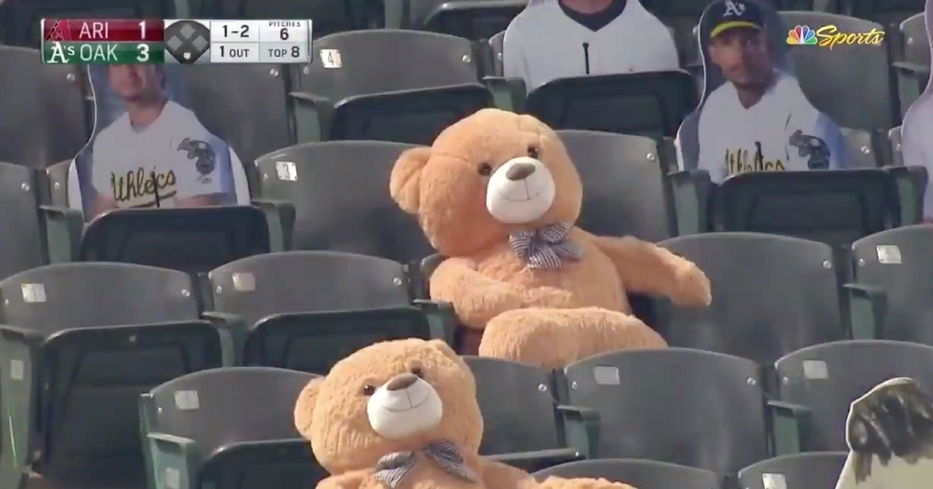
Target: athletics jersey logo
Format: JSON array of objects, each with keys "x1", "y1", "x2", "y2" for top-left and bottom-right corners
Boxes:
[
  {"x1": 725, "y1": 140, "x2": 786, "y2": 176},
  {"x1": 788, "y1": 130, "x2": 831, "y2": 169},
  {"x1": 177, "y1": 137, "x2": 215, "y2": 183}
]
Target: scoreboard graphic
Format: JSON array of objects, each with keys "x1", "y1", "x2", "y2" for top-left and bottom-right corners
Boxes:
[{"x1": 41, "y1": 18, "x2": 312, "y2": 64}]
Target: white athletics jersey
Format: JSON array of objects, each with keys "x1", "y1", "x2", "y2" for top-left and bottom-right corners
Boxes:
[
  {"x1": 503, "y1": 0, "x2": 679, "y2": 90},
  {"x1": 696, "y1": 70, "x2": 847, "y2": 183},
  {"x1": 91, "y1": 100, "x2": 231, "y2": 209}
]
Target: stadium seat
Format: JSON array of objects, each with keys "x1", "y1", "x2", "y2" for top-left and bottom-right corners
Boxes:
[
  {"x1": 896, "y1": 13, "x2": 929, "y2": 115},
  {"x1": 889, "y1": 125, "x2": 904, "y2": 166},
  {"x1": 737, "y1": 452, "x2": 848, "y2": 489},
  {"x1": 0, "y1": 263, "x2": 222, "y2": 489},
  {"x1": 197, "y1": 0, "x2": 373, "y2": 36},
  {"x1": 532, "y1": 459, "x2": 719, "y2": 489},
  {"x1": 293, "y1": 30, "x2": 492, "y2": 144},
  {"x1": 463, "y1": 356, "x2": 586, "y2": 472},
  {"x1": 253, "y1": 141, "x2": 434, "y2": 264},
  {"x1": 0, "y1": 46, "x2": 88, "y2": 169},
  {"x1": 657, "y1": 233, "x2": 845, "y2": 365},
  {"x1": 774, "y1": 339, "x2": 933, "y2": 451},
  {"x1": 182, "y1": 64, "x2": 294, "y2": 175},
  {"x1": 488, "y1": 30, "x2": 505, "y2": 77},
  {"x1": 847, "y1": 225, "x2": 933, "y2": 344},
  {"x1": 842, "y1": 0, "x2": 925, "y2": 29},
  {"x1": 208, "y1": 251, "x2": 447, "y2": 372},
  {"x1": 560, "y1": 348, "x2": 793, "y2": 484},
  {"x1": 74, "y1": 207, "x2": 272, "y2": 274},
  {"x1": 780, "y1": 12, "x2": 898, "y2": 132},
  {"x1": 0, "y1": 162, "x2": 46, "y2": 280},
  {"x1": 558, "y1": 130, "x2": 675, "y2": 241},
  {"x1": 840, "y1": 127, "x2": 882, "y2": 168},
  {"x1": 708, "y1": 169, "x2": 901, "y2": 250},
  {"x1": 140, "y1": 367, "x2": 327, "y2": 489},
  {"x1": 1, "y1": 0, "x2": 183, "y2": 46},
  {"x1": 385, "y1": 0, "x2": 526, "y2": 41},
  {"x1": 524, "y1": 71, "x2": 698, "y2": 140}
]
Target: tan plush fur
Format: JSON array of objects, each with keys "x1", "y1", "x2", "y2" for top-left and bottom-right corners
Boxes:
[
  {"x1": 294, "y1": 339, "x2": 637, "y2": 489},
  {"x1": 390, "y1": 109, "x2": 711, "y2": 368}
]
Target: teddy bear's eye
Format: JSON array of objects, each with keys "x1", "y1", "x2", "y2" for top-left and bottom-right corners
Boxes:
[
  {"x1": 477, "y1": 163, "x2": 493, "y2": 176},
  {"x1": 527, "y1": 146, "x2": 540, "y2": 159},
  {"x1": 361, "y1": 384, "x2": 376, "y2": 396},
  {"x1": 411, "y1": 367, "x2": 424, "y2": 378}
]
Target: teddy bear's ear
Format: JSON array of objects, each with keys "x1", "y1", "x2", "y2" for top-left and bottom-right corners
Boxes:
[
  {"x1": 428, "y1": 339, "x2": 459, "y2": 361},
  {"x1": 294, "y1": 377, "x2": 324, "y2": 439},
  {"x1": 390, "y1": 146, "x2": 432, "y2": 214}
]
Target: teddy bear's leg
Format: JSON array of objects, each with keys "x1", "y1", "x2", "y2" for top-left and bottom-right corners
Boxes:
[
  {"x1": 479, "y1": 307, "x2": 667, "y2": 368},
  {"x1": 538, "y1": 476, "x2": 638, "y2": 489}
]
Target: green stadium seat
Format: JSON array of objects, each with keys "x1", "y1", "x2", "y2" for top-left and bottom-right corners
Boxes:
[{"x1": 738, "y1": 452, "x2": 847, "y2": 489}]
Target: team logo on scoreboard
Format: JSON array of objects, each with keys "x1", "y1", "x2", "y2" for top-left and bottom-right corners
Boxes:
[{"x1": 164, "y1": 20, "x2": 210, "y2": 64}]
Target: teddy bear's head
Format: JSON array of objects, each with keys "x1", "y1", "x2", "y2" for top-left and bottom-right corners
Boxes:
[
  {"x1": 293, "y1": 339, "x2": 483, "y2": 475},
  {"x1": 390, "y1": 109, "x2": 583, "y2": 257}
]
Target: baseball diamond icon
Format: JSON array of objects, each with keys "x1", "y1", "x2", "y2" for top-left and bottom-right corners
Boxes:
[{"x1": 164, "y1": 20, "x2": 210, "y2": 64}]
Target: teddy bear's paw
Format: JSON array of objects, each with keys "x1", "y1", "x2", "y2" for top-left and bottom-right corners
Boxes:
[
  {"x1": 538, "y1": 476, "x2": 638, "y2": 489},
  {"x1": 673, "y1": 264, "x2": 712, "y2": 307}
]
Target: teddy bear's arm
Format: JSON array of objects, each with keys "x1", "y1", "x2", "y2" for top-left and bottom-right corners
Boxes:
[
  {"x1": 590, "y1": 235, "x2": 711, "y2": 307},
  {"x1": 430, "y1": 258, "x2": 524, "y2": 330},
  {"x1": 316, "y1": 471, "x2": 368, "y2": 489}
]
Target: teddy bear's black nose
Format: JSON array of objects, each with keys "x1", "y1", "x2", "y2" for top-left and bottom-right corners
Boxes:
[
  {"x1": 506, "y1": 163, "x2": 536, "y2": 181},
  {"x1": 385, "y1": 373, "x2": 419, "y2": 391}
]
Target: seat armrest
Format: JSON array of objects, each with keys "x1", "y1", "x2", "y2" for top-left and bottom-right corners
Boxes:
[
  {"x1": 767, "y1": 400, "x2": 812, "y2": 455},
  {"x1": 0, "y1": 331, "x2": 43, "y2": 489},
  {"x1": 486, "y1": 447, "x2": 584, "y2": 472},
  {"x1": 556, "y1": 405, "x2": 600, "y2": 458},
  {"x1": 202, "y1": 311, "x2": 250, "y2": 366},
  {"x1": 146, "y1": 432, "x2": 203, "y2": 489},
  {"x1": 483, "y1": 76, "x2": 526, "y2": 112},
  {"x1": 668, "y1": 170, "x2": 712, "y2": 235},
  {"x1": 412, "y1": 299, "x2": 458, "y2": 344},
  {"x1": 843, "y1": 283, "x2": 887, "y2": 340},
  {"x1": 289, "y1": 91, "x2": 334, "y2": 142},
  {"x1": 884, "y1": 165, "x2": 928, "y2": 225},
  {"x1": 251, "y1": 199, "x2": 295, "y2": 252},
  {"x1": 893, "y1": 61, "x2": 931, "y2": 77},
  {"x1": 39, "y1": 205, "x2": 83, "y2": 263}
]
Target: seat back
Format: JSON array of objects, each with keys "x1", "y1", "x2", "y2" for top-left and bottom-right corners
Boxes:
[
  {"x1": 81, "y1": 207, "x2": 271, "y2": 274},
  {"x1": 0, "y1": 263, "x2": 220, "y2": 485},
  {"x1": 713, "y1": 170, "x2": 900, "y2": 251},
  {"x1": 463, "y1": 356, "x2": 563, "y2": 455},
  {"x1": 558, "y1": 130, "x2": 673, "y2": 241},
  {"x1": 256, "y1": 141, "x2": 434, "y2": 263},
  {"x1": 183, "y1": 64, "x2": 293, "y2": 167},
  {"x1": 847, "y1": 0, "x2": 925, "y2": 29},
  {"x1": 562, "y1": 349, "x2": 768, "y2": 481},
  {"x1": 0, "y1": 46, "x2": 88, "y2": 168},
  {"x1": 301, "y1": 30, "x2": 480, "y2": 101},
  {"x1": 489, "y1": 30, "x2": 505, "y2": 76},
  {"x1": 199, "y1": 0, "x2": 361, "y2": 37},
  {"x1": 900, "y1": 13, "x2": 929, "y2": 68},
  {"x1": 142, "y1": 367, "x2": 325, "y2": 489},
  {"x1": 852, "y1": 225, "x2": 933, "y2": 344},
  {"x1": 889, "y1": 125, "x2": 904, "y2": 166},
  {"x1": 775, "y1": 340, "x2": 933, "y2": 451},
  {"x1": 658, "y1": 233, "x2": 843, "y2": 365},
  {"x1": 840, "y1": 127, "x2": 880, "y2": 168},
  {"x1": 245, "y1": 307, "x2": 432, "y2": 374},
  {"x1": 210, "y1": 251, "x2": 412, "y2": 326},
  {"x1": 737, "y1": 452, "x2": 847, "y2": 489},
  {"x1": 780, "y1": 11, "x2": 895, "y2": 130},
  {"x1": 420, "y1": 0, "x2": 527, "y2": 41},
  {"x1": 524, "y1": 71, "x2": 698, "y2": 140},
  {"x1": 533, "y1": 459, "x2": 719, "y2": 489},
  {"x1": 0, "y1": 162, "x2": 45, "y2": 280}
]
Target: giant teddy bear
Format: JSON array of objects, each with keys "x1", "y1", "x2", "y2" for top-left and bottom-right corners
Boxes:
[
  {"x1": 389, "y1": 109, "x2": 711, "y2": 367},
  {"x1": 294, "y1": 338, "x2": 637, "y2": 489}
]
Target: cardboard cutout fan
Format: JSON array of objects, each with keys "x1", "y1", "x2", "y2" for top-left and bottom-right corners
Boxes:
[
  {"x1": 834, "y1": 377, "x2": 933, "y2": 489},
  {"x1": 676, "y1": 0, "x2": 848, "y2": 180},
  {"x1": 899, "y1": 0, "x2": 933, "y2": 221},
  {"x1": 67, "y1": 64, "x2": 250, "y2": 221}
]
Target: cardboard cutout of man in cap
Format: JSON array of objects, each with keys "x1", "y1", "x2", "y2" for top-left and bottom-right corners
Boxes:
[
  {"x1": 899, "y1": 0, "x2": 933, "y2": 222},
  {"x1": 834, "y1": 377, "x2": 933, "y2": 489},
  {"x1": 67, "y1": 64, "x2": 249, "y2": 220},
  {"x1": 678, "y1": 0, "x2": 848, "y2": 181}
]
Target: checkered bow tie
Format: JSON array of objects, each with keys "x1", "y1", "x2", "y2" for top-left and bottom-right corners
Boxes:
[
  {"x1": 509, "y1": 223, "x2": 584, "y2": 270},
  {"x1": 373, "y1": 440, "x2": 479, "y2": 489}
]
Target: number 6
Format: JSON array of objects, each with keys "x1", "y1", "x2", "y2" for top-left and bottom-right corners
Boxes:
[{"x1": 280, "y1": 28, "x2": 289, "y2": 40}]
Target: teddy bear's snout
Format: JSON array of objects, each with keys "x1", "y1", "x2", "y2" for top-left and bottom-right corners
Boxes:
[
  {"x1": 367, "y1": 374, "x2": 444, "y2": 439},
  {"x1": 486, "y1": 156, "x2": 556, "y2": 225}
]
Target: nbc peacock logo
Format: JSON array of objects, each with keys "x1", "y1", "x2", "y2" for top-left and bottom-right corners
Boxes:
[{"x1": 787, "y1": 25, "x2": 817, "y2": 45}]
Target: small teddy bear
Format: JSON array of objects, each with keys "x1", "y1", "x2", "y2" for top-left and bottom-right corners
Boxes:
[
  {"x1": 390, "y1": 109, "x2": 711, "y2": 367},
  {"x1": 294, "y1": 338, "x2": 636, "y2": 489}
]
